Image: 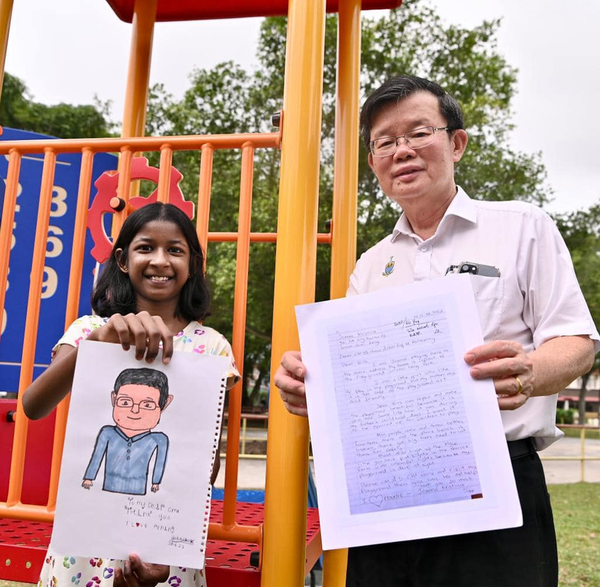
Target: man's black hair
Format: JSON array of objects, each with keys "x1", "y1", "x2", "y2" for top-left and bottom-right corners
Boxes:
[
  {"x1": 114, "y1": 367, "x2": 170, "y2": 409},
  {"x1": 359, "y1": 75, "x2": 465, "y2": 149},
  {"x1": 92, "y1": 202, "x2": 210, "y2": 322}
]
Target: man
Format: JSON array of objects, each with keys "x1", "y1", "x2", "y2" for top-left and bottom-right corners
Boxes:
[
  {"x1": 83, "y1": 367, "x2": 173, "y2": 496},
  {"x1": 275, "y1": 75, "x2": 598, "y2": 587}
]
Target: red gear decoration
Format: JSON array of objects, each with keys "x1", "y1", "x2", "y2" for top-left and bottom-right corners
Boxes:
[{"x1": 87, "y1": 157, "x2": 194, "y2": 263}]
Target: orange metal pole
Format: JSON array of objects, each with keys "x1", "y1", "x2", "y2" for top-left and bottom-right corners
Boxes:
[
  {"x1": 0, "y1": 503, "x2": 54, "y2": 523},
  {"x1": 157, "y1": 145, "x2": 173, "y2": 204},
  {"x1": 0, "y1": 132, "x2": 280, "y2": 155},
  {"x1": 112, "y1": 147, "x2": 133, "y2": 238},
  {"x1": 204, "y1": 232, "x2": 330, "y2": 244},
  {"x1": 0, "y1": 0, "x2": 14, "y2": 103},
  {"x1": 330, "y1": 0, "x2": 360, "y2": 300},
  {"x1": 121, "y1": 0, "x2": 156, "y2": 140},
  {"x1": 115, "y1": 0, "x2": 156, "y2": 233},
  {"x1": 208, "y1": 521, "x2": 262, "y2": 544},
  {"x1": 46, "y1": 149, "x2": 95, "y2": 511},
  {"x1": 0, "y1": 149, "x2": 21, "y2": 339},
  {"x1": 8, "y1": 149, "x2": 56, "y2": 506},
  {"x1": 196, "y1": 143, "x2": 214, "y2": 257},
  {"x1": 223, "y1": 143, "x2": 255, "y2": 526},
  {"x1": 322, "y1": 3, "x2": 362, "y2": 582},
  {"x1": 262, "y1": 0, "x2": 326, "y2": 584}
]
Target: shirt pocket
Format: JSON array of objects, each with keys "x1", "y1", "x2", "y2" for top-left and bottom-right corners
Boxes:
[{"x1": 469, "y1": 274, "x2": 505, "y2": 341}]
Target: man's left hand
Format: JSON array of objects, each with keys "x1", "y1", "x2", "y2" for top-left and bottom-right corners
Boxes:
[
  {"x1": 114, "y1": 554, "x2": 169, "y2": 587},
  {"x1": 464, "y1": 340, "x2": 534, "y2": 410}
]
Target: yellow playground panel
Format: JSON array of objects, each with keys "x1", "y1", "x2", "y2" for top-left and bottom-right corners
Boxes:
[{"x1": 0, "y1": 0, "x2": 402, "y2": 585}]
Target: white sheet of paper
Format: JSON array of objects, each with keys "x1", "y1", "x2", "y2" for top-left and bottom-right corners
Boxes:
[
  {"x1": 296, "y1": 274, "x2": 522, "y2": 550},
  {"x1": 51, "y1": 340, "x2": 229, "y2": 568}
]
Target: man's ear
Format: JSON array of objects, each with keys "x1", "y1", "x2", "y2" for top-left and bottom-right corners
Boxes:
[
  {"x1": 161, "y1": 395, "x2": 174, "y2": 411},
  {"x1": 367, "y1": 152, "x2": 375, "y2": 173},
  {"x1": 115, "y1": 249, "x2": 128, "y2": 273},
  {"x1": 451, "y1": 129, "x2": 468, "y2": 163},
  {"x1": 111, "y1": 391, "x2": 117, "y2": 406}
]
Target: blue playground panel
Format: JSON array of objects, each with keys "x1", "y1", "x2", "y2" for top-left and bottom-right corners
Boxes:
[{"x1": 212, "y1": 488, "x2": 265, "y2": 503}]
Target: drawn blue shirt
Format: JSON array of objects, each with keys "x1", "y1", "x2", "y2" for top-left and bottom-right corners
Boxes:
[{"x1": 84, "y1": 425, "x2": 169, "y2": 495}]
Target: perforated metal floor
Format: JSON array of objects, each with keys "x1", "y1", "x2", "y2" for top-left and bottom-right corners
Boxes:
[{"x1": 0, "y1": 501, "x2": 321, "y2": 586}]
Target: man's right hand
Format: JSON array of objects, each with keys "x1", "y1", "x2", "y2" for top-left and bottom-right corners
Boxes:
[{"x1": 274, "y1": 351, "x2": 308, "y2": 417}]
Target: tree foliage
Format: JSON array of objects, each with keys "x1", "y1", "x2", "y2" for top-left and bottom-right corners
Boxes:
[
  {"x1": 145, "y1": 0, "x2": 558, "y2": 405},
  {"x1": 0, "y1": 72, "x2": 113, "y2": 138},
  {"x1": 554, "y1": 207, "x2": 600, "y2": 423}
]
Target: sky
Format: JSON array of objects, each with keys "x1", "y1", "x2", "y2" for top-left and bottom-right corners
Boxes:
[{"x1": 4, "y1": 0, "x2": 599, "y2": 214}]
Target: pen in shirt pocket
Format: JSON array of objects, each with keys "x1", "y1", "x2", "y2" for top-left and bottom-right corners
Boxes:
[{"x1": 445, "y1": 261, "x2": 501, "y2": 277}]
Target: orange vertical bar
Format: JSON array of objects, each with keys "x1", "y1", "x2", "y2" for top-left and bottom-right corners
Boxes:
[
  {"x1": 0, "y1": 149, "x2": 21, "y2": 339},
  {"x1": 262, "y1": 0, "x2": 326, "y2": 583},
  {"x1": 112, "y1": 147, "x2": 133, "y2": 238},
  {"x1": 46, "y1": 148, "x2": 95, "y2": 511},
  {"x1": 8, "y1": 148, "x2": 56, "y2": 506},
  {"x1": 0, "y1": 0, "x2": 14, "y2": 102},
  {"x1": 323, "y1": 1, "x2": 362, "y2": 582},
  {"x1": 157, "y1": 145, "x2": 173, "y2": 204},
  {"x1": 222, "y1": 143, "x2": 254, "y2": 526},
  {"x1": 121, "y1": 0, "x2": 156, "y2": 139},
  {"x1": 196, "y1": 143, "x2": 214, "y2": 256}
]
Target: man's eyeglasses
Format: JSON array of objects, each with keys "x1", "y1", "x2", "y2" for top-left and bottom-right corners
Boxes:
[
  {"x1": 369, "y1": 126, "x2": 451, "y2": 157},
  {"x1": 115, "y1": 397, "x2": 159, "y2": 411}
]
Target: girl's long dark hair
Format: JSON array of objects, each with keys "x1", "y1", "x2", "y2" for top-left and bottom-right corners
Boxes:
[{"x1": 92, "y1": 203, "x2": 210, "y2": 322}]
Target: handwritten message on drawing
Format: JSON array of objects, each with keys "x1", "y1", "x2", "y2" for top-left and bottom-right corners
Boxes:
[
  {"x1": 328, "y1": 302, "x2": 482, "y2": 514},
  {"x1": 123, "y1": 497, "x2": 195, "y2": 549}
]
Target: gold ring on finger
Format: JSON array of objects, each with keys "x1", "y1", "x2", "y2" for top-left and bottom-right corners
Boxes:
[{"x1": 515, "y1": 376, "x2": 524, "y2": 394}]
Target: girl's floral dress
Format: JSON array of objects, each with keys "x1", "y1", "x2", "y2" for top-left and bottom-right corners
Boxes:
[{"x1": 38, "y1": 315, "x2": 240, "y2": 587}]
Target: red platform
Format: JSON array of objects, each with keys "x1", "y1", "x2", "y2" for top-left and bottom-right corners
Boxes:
[
  {"x1": 0, "y1": 501, "x2": 321, "y2": 586},
  {"x1": 105, "y1": 0, "x2": 403, "y2": 22}
]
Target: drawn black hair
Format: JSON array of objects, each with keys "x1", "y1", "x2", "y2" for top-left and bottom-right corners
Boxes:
[{"x1": 114, "y1": 367, "x2": 170, "y2": 409}]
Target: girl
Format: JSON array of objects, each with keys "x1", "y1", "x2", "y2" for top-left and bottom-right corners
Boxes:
[{"x1": 23, "y1": 202, "x2": 240, "y2": 587}]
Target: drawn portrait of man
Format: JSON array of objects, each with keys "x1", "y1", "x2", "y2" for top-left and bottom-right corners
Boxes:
[{"x1": 82, "y1": 367, "x2": 173, "y2": 496}]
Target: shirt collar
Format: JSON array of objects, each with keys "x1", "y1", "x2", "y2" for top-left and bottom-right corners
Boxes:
[
  {"x1": 391, "y1": 186, "x2": 476, "y2": 242},
  {"x1": 115, "y1": 426, "x2": 151, "y2": 442}
]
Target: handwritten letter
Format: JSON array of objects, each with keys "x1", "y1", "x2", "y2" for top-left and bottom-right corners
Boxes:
[
  {"x1": 330, "y1": 302, "x2": 482, "y2": 514},
  {"x1": 296, "y1": 276, "x2": 521, "y2": 550}
]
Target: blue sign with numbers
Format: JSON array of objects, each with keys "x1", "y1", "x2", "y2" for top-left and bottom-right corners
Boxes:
[{"x1": 0, "y1": 128, "x2": 117, "y2": 392}]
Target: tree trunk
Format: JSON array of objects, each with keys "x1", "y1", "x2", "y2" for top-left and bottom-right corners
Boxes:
[
  {"x1": 578, "y1": 371, "x2": 591, "y2": 425},
  {"x1": 248, "y1": 364, "x2": 267, "y2": 407}
]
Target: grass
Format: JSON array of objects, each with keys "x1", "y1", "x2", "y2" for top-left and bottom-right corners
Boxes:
[
  {"x1": 561, "y1": 427, "x2": 600, "y2": 441},
  {"x1": 0, "y1": 484, "x2": 598, "y2": 587},
  {"x1": 550, "y1": 483, "x2": 600, "y2": 587}
]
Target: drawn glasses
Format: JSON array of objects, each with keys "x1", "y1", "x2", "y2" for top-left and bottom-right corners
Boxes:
[{"x1": 115, "y1": 397, "x2": 159, "y2": 411}]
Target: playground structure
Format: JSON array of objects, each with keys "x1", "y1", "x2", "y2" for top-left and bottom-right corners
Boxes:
[{"x1": 0, "y1": 0, "x2": 402, "y2": 585}]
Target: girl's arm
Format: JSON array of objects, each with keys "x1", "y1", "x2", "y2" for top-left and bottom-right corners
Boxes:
[
  {"x1": 22, "y1": 312, "x2": 175, "y2": 420},
  {"x1": 22, "y1": 344, "x2": 79, "y2": 420}
]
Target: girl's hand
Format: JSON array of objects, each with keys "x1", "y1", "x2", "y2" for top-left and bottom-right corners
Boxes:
[
  {"x1": 114, "y1": 554, "x2": 169, "y2": 587},
  {"x1": 88, "y1": 312, "x2": 174, "y2": 364}
]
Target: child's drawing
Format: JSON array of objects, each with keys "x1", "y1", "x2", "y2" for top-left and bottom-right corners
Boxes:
[{"x1": 82, "y1": 367, "x2": 174, "y2": 496}]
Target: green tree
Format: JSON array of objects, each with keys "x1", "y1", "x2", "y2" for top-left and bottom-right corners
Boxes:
[
  {"x1": 554, "y1": 207, "x2": 600, "y2": 424},
  {"x1": 146, "y1": 0, "x2": 554, "y2": 405},
  {"x1": 0, "y1": 72, "x2": 113, "y2": 138}
]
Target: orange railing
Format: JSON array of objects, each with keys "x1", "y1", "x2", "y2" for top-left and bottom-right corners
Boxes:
[{"x1": 0, "y1": 130, "x2": 326, "y2": 550}]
